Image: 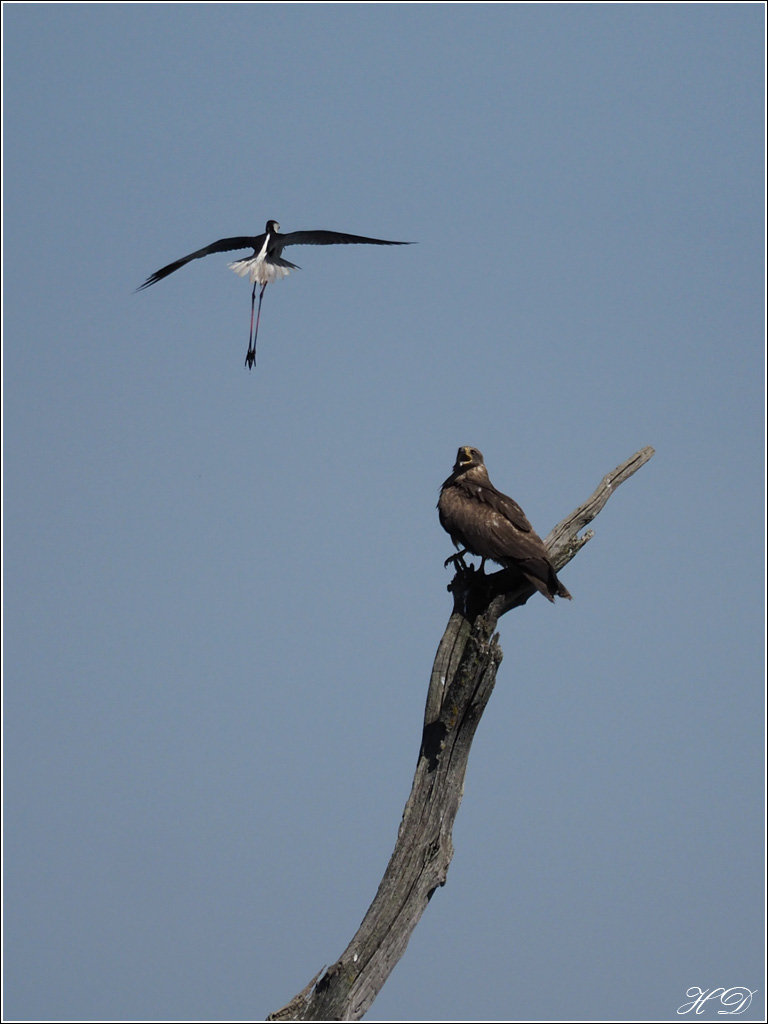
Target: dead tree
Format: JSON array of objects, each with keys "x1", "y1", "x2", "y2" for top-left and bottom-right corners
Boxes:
[{"x1": 268, "y1": 446, "x2": 655, "y2": 1022}]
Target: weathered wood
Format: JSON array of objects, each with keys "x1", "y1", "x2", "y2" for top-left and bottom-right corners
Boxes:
[{"x1": 268, "y1": 446, "x2": 655, "y2": 1021}]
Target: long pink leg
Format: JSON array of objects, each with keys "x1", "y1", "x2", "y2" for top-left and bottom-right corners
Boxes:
[{"x1": 245, "y1": 282, "x2": 268, "y2": 369}]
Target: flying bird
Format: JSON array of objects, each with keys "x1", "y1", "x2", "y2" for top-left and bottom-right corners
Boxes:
[
  {"x1": 437, "y1": 446, "x2": 572, "y2": 603},
  {"x1": 138, "y1": 219, "x2": 410, "y2": 368}
]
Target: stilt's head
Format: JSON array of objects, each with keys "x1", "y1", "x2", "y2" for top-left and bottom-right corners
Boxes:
[{"x1": 266, "y1": 220, "x2": 280, "y2": 233}]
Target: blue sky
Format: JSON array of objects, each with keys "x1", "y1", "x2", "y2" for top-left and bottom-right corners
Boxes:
[{"x1": 3, "y1": 4, "x2": 765, "y2": 1022}]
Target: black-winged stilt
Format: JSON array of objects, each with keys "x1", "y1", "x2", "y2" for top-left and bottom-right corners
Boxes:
[{"x1": 139, "y1": 219, "x2": 410, "y2": 368}]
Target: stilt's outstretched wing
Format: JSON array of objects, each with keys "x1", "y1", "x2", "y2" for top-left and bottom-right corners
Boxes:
[
  {"x1": 138, "y1": 236, "x2": 261, "y2": 290},
  {"x1": 277, "y1": 230, "x2": 410, "y2": 248}
]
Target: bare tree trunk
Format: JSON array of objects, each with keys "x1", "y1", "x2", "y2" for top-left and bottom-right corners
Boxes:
[{"x1": 268, "y1": 446, "x2": 655, "y2": 1022}]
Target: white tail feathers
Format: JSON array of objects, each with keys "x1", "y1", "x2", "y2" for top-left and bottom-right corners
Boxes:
[{"x1": 228, "y1": 258, "x2": 293, "y2": 285}]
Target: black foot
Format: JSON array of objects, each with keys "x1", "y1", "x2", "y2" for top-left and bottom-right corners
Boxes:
[
  {"x1": 444, "y1": 551, "x2": 471, "y2": 572},
  {"x1": 245, "y1": 348, "x2": 256, "y2": 370}
]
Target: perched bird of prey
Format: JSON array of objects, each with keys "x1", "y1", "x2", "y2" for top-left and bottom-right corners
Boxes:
[
  {"x1": 138, "y1": 219, "x2": 410, "y2": 368},
  {"x1": 438, "y1": 446, "x2": 572, "y2": 603}
]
